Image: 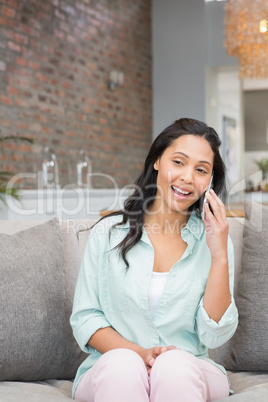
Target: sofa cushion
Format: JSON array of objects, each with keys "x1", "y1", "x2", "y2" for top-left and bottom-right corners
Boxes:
[
  {"x1": 0, "y1": 380, "x2": 73, "y2": 401},
  {"x1": 0, "y1": 218, "x2": 86, "y2": 381},
  {"x1": 60, "y1": 219, "x2": 97, "y2": 300},
  {"x1": 224, "y1": 201, "x2": 268, "y2": 371}
]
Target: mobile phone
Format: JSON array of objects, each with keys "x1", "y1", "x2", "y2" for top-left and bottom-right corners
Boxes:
[{"x1": 202, "y1": 172, "x2": 214, "y2": 220}]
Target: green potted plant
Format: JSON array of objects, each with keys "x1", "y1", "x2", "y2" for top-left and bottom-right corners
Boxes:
[
  {"x1": 254, "y1": 157, "x2": 268, "y2": 191},
  {"x1": 0, "y1": 135, "x2": 33, "y2": 206}
]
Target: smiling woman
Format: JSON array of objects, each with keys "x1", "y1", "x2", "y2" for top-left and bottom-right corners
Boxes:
[
  {"x1": 70, "y1": 118, "x2": 238, "y2": 402},
  {"x1": 152, "y1": 135, "x2": 214, "y2": 220}
]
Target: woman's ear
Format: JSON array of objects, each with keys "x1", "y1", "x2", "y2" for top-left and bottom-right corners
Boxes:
[{"x1": 154, "y1": 159, "x2": 159, "y2": 171}]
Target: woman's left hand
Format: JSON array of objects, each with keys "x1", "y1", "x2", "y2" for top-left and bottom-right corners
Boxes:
[{"x1": 202, "y1": 189, "x2": 229, "y2": 260}]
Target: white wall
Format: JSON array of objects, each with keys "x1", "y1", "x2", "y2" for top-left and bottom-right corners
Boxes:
[
  {"x1": 152, "y1": 0, "x2": 239, "y2": 139},
  {"x1": 152, "y1": 0, "x2": 206, "y2": 138},
  {"x1": 206, "y1": 67, "x2": 244, "y2": 202},
  {"x1": 205, "y1": 1, "x2": 238, "y2": 68}
]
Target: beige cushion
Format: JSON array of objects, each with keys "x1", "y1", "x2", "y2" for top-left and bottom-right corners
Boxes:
[
  {"x1": 227, "y1": 216, "x2": 244, "y2": 299},
  {"x1": 224, "y1": 201, "x2": 268, "y2": 371},
  {"x1": 59, "y1": 219, "x2": 97, "y2": 300}
]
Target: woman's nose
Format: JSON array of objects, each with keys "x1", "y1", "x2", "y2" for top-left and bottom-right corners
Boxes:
[{"x1": 180, "y1": 168, "x2": 193, "y2": 183}]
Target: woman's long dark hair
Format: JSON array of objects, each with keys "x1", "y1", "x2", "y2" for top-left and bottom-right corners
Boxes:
[{"x1": 96, "y1": 118, "x2": 226, "y2": 269}]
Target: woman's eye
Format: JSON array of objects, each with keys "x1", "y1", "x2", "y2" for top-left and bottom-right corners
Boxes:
[
  {"x1": 197, "y1": 168, "x2": 208, "y2": 174},
  {"x1": 173, "y1": 160, "x2": 183, "y2": 165}
]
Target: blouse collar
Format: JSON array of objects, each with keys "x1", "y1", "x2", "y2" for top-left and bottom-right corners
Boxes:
[{"x1": 111, "y1": 209, "x2": 205, "y2": 242}]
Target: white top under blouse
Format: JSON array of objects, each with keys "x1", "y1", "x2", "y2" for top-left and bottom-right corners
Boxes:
[{"x1": 148, "y1": 271, "x2": 169, "y2": 318}]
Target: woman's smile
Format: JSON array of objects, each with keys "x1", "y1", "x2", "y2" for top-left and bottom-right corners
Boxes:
[{"x1": 171, "y1": 185, "x2": 193, "y2": 199}]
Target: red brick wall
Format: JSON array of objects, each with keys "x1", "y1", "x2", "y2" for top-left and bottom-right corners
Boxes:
[{"x1": 0, "y1": 0, "x2": 152, "y2": 189}]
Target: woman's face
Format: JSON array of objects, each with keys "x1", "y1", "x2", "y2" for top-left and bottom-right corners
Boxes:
[{"x1": 152, "y1": 135, "x2": 214, "y2": 216}]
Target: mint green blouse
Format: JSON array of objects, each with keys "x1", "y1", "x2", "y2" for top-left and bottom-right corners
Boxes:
[{"x1": 70, "y1": 211, "x2": 238, "y2": 397}]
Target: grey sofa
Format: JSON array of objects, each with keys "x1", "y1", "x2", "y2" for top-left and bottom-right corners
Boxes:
[{"x1": 0, "y1": 205, "x2": 268, "y2": 401}]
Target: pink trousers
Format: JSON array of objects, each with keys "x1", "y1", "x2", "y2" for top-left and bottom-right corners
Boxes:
[{"x1": 74, "y1": 349, "x2": 229, "y2": 402}]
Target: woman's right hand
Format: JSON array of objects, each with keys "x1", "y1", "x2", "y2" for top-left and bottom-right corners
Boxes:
[{"x1": 140, "y1": 345, "x2": 179, "y2": 375}]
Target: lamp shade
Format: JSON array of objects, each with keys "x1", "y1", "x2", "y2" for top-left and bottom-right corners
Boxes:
[{"x1": 225, "y1": 0, "x2": 268, "y2": 78}]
